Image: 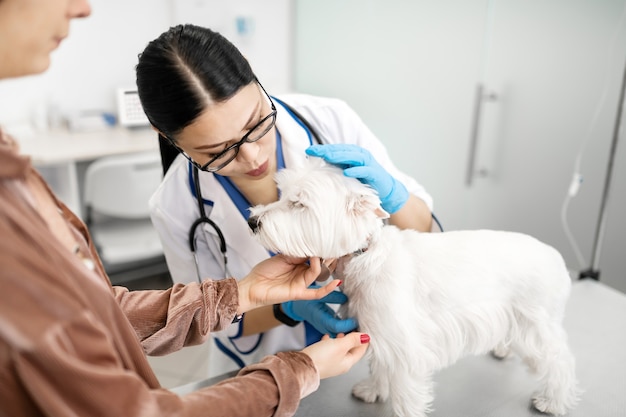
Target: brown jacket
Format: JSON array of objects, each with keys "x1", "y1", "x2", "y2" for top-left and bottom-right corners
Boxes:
[{"x1": 0, "y1": 129, "x2": 319, "y2": 417}]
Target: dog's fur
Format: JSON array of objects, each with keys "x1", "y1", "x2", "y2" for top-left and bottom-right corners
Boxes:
[{"x1": 248, "y1": 158, "x2": 580, "y2": 417}]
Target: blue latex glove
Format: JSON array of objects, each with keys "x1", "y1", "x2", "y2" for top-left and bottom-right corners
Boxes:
[
  {"x1": 305, "y1": 143, "x2": 409, "y2": 214},
  {"x1": 281, "y1": 291, "x2": 358, "y2": 337}
]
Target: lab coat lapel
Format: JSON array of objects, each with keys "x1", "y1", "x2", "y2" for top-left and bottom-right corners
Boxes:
[{"x1": 274, "y1": 98, "x2": 315, "y2": 168}]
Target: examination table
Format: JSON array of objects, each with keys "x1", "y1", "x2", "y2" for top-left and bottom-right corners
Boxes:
[{"x1": 172, "y1": 279, "x2": 626, "y2": 416}]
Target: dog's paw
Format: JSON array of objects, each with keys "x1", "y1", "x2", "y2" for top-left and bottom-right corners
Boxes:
[
  {"x1": 491, "y1": 342, "x2": 511, "y2": 360},
  {"x1": 532, "y1": 395, "x2": 567, "y2": 416},
  {"x1": 352, "y1": 379, "x2": 382, "y2": 403}
]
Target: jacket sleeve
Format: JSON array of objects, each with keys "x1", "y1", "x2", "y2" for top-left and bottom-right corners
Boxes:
[
  {"x1": 13, "y1": 310, "x2": 319, "y2": 417},
  {"x1": 112, "y1": 278, "x2": 240, "y2": 356}
]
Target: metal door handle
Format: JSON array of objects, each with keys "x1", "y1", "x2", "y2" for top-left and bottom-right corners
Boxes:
[{"x1": 466, "y1": 84, "x2": 497, "y2": 186}]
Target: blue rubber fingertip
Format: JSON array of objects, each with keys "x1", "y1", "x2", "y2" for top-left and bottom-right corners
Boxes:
[
  {"x1": 305, "y1": 146, "x2": 323, "y2": 156},
  {"x1": 382, "y1": 180, "x2": 410, "y2": 214},
  {"x1": 336, "y1": 318, "x2": 359, "y2": 334}
]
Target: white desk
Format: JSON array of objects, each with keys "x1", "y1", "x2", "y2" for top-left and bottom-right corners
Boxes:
[
  {"x1": 18, "y1": 126, "x2": 159, "y2": 217},
  {"x1": 173, "y1": 279, "x2": 626, "y2": 416}
]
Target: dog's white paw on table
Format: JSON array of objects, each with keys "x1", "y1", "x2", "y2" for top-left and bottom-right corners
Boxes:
[{"x1": 351, "y1": 376, "x2": 388, "y2": 403}]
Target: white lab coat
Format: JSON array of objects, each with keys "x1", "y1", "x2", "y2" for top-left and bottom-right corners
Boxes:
[{"x1": 149, "y1": 93, "x2": 434, "y2": 377}]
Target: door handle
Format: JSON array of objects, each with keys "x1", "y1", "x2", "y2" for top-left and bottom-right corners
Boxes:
[{"x1": 466, "y1": 83, "x2": 497, "y2": 186}]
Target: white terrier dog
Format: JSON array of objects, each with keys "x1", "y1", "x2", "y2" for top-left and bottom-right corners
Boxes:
[{"x1": 248, "y1": 158, "x2": 580, "y2": 417}]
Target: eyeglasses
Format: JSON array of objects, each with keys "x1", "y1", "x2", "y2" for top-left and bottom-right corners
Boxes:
[{"x1": 166, "y1": 81, "x2": 277, "y2": 172}]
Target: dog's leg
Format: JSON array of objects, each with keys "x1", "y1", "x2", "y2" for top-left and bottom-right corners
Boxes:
[
  {"x1": 352, "y1": 376, "x2": 386, "y2": 403},
  {"x1": 352, "y1": 353, "x2": 390, "y2": 403},
  {"x1": 530, "y1": 325, "x2": 580, "y2": 416},
  {"x1": 353, "y1": 374, "x2": 433, "y2": 417},
  {"x1": 352, "y1": 345, "x2": 433, "y2": 417},
  {"x1": 388, "y1": 372, "x2": 434, "y2": 417},
  {"x1": 515, "y1": 318, "x2": 580, "y2": 416}
]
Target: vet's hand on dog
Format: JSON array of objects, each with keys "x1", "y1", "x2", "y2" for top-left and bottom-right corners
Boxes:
[
  {"x1": 236, "y1": 255, "x2": 341, "y2": 314},
  {"x1": 302, "y1": 332, "x2": 370, "y2": 380},
  {"x1": 306, "y1": 143, "x2": 409, "y2": 214}
]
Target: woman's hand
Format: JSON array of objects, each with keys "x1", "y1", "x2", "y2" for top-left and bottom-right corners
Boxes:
[
  {"x1": 302, "y1": 332, "x2": 370, "y2": 379},
  {"x1": 237, "y1": 256, "x2": 341, "y2": 314}
]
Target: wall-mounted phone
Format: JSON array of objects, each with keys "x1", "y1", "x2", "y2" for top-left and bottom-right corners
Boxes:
[{"x1": 116, "y1": 88, "x2": 150, "y2": 127}]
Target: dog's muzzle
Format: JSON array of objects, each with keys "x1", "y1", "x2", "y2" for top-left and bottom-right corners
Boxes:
[{"x1": 248, "y1": 216, "x2": 261, "y2": 233}]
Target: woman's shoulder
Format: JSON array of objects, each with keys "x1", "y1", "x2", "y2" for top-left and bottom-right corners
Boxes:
[
  {"x1": 149, "y1": 155, "x2": 195, "y2": 214},
  {"x1": 274, "y1": 93, "x2": 361, "y2": 139},
  {"x1": 275, "y1": 93, "x2": 353, "y2": 115},
  {"x1": 153, "y1": 155, "x2": 186, "y2": 192}
]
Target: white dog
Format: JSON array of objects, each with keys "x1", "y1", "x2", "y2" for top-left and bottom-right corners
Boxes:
[{"x1": 248, "y1": 158, "x2": 580, "y2": 417}]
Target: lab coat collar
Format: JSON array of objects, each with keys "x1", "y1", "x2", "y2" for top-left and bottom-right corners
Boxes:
[{"x1": 273, "y1": 97, "x2": 317, "y2": 169}]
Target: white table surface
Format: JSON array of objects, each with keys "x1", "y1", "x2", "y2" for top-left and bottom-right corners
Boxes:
[{"x1": 18, "y1": 126, "x2": 158, "y2": 165}]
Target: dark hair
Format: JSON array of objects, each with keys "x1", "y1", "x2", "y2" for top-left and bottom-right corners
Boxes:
[{"x1": 135, "y1": 24, "x2": 256, "y2": 174}]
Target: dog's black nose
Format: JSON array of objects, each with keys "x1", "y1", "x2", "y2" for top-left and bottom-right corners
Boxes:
[{"x1": 248, "y1": 216, "x2": 261, "y2": 233}]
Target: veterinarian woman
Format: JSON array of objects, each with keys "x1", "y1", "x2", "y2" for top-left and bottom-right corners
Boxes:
[
  {"x1": 0, "y1": 1, "x2": 370, "y2": 415},
  {"x1": 135, "y1": 24, "x2": 437, "y2": 377}
]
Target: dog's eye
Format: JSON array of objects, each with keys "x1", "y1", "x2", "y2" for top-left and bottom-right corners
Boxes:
[
  {"x1": 288, "y1": 192, "x2": 307, "y2": 209},
  {"x1": 288, "y1": 199, "x2": 306, "y2": 209}
]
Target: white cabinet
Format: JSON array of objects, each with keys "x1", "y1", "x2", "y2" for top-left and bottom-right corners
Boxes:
[{"x1": 294, "y1": 0, "x2": 626, "y2": 292}]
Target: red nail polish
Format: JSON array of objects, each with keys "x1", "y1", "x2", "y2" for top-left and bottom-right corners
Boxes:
[
  {"x1": 336, "y1": 280, "x2": 343, "y2": 286},
  {"x1": 360, "y1": 334, "x2": 370, "y2": 344}
]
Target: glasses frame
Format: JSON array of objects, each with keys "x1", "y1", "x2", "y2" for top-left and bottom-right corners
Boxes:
[{"x1": 164, "y1": 81, "x2": 277, "y2": 173}]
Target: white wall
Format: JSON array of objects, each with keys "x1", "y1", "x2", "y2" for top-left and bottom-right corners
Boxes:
[
  {"x1": 0, "y1": 0, "x2": 172, "y2": 127},
  {"x1": 171, "y1": 0, "x2": 293, "y2": 94},
  {"x1": 294, "y1": 0, "x2": 626, "y2": 293},
  {"x1": 0, "y1": 0, "x2": 292, "y2": 129}
]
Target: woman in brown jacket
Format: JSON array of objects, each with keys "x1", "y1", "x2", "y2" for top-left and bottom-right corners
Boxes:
[{"x1": 0, "y1": 0, "x2": 370, "y2": 416}]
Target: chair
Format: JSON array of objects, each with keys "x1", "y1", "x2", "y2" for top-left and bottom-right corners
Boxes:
[{"x1": 83, "y1": 150, "x2": 168, "y2": 285}]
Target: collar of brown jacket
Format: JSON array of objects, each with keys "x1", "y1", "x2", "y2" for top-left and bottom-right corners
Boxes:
[{"x1": 0, "y1": 127, "x2": 30, "y2": 179}]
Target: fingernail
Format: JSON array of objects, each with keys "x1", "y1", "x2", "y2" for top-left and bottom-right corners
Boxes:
[
  {"x1": 360, "y1": 334, "x2": 370, "y2": 344},
  {"x1": 336, "y1": 280, "x2": 343, "y2": 286}
]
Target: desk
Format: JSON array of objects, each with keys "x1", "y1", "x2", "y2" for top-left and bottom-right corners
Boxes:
[
  {"x1": 172, "y1": 279, "x2": 626, "y2": 416},
  {"x1": 18, "y1": 126, "x2": 159, "y2": 217}
]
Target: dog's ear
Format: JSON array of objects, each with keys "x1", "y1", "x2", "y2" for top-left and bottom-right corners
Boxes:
[
  {"x1": 306, "y1": 156, "x2": 327, "y2": 169},
  {"x1": 375, "y1": 206, "x2": 390, "y2": 219},
  {"x1": 288, "y1": 190, "x2": 308, "y2": 209},
  {"x1": 347, "y1": 191, "x2": 389, "y2": 219}
]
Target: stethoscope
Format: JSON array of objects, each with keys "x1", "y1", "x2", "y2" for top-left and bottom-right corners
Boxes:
[{"x1": 187, "y1": 99, "x2": 324, "y2": 284}]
